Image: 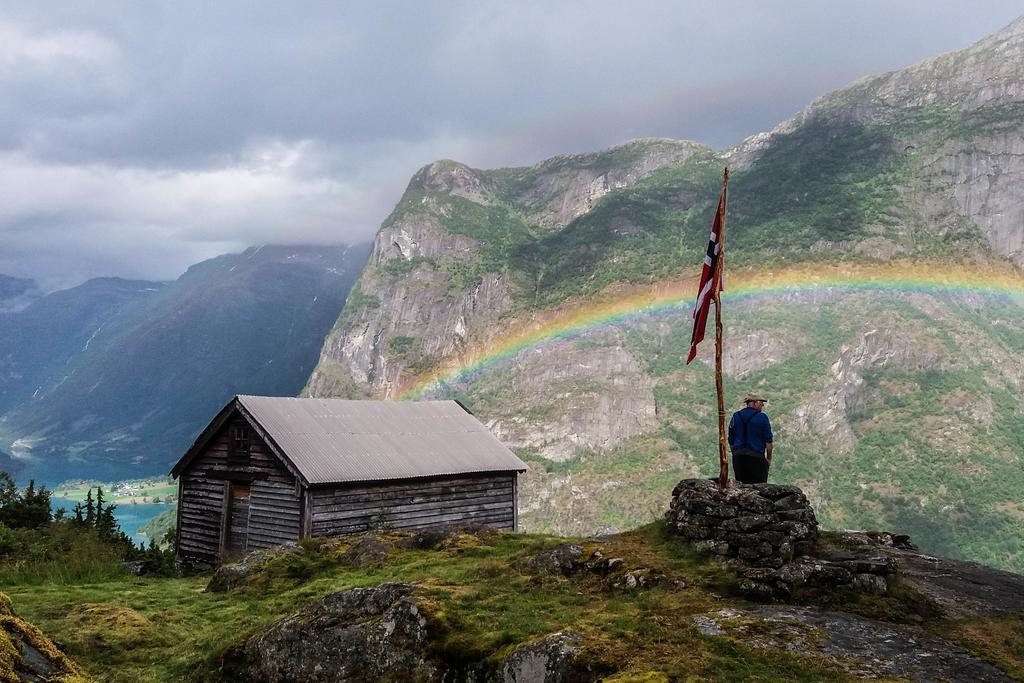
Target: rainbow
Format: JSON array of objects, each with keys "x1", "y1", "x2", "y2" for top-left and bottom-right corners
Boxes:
[{"x1": 399, "y1": 261, "x2": 1024, "y2": 399}]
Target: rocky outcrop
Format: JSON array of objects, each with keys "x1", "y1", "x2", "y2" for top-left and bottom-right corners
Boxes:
[
  {"x1": 418, "y1": 160, "x2": 495, "y2": 205},
  {"x1": 525, "y1": 543, "x2": 665, "y2": 592},
  {"x1": 919, "y1": 133, "x2": 1024, "y2": 266},
  {"x1": 666, "y1": 479, "x2": 819, "y2": 568},
  {"x1": 224, "y1": 583, "x2": 439, "y2": 683},
  {"x1": 507, "y1": 139, "x2": 710, "y2": 229},
  {"x1": 692, "y1": 606, "x2": 1012, "y2": 682},
  {"x1": 225, "y1": 581, "x2": 603, "y2": 682},
  {"x1": 206, "y1": 544, "x2": 299, "y2": 592},
  {"x1": 0, "y1": 592, "x2": 92, "y2": 682},
  {"x1": 304, "y1": 266, "x2": 513, "y2": 399},
  {"x1": 482, "y1": 338, "x2": 657, "y2": 461},
  {"x1": 500, "y1": 632, "x2": 583, "y2": 683},
  {"x1": 528, "y1": 543, "x2": 586, "y2": 576},
  {"x1": 722, "y1": 329, "x2": 800, "y2": 379},
  {"x1": 789, "y1": 312, "x2": 950, "y2": 454},
  {"x1": 833, "y1": 530, "x2": 1024, "y2": 618},
  {"x1": 737, "y1": 552, "x2": 899, "y2": 601}
]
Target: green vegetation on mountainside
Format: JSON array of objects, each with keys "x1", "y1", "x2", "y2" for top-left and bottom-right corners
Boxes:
[
  {"x1": 366, "y1": 99, "x2": 1024, "y2": 321},
  {"x1": 488, "y1": 139, "x2": 669, "y2": 199},
  {"x1": 7, "y1": 524, "x2": 1022, "y2": 682},
  {"x1": 139, "y1": 506, "x2": 178, "y2": 546},
  {"x1": 485, "y1": 293, "x2": 1024, "y2": 573},
  {"x1": 728, "y1": 118, "x2": 906, "y2": 251}
]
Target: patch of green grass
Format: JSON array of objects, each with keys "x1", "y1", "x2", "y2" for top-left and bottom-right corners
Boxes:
[
  {"x1": 332, "y1": 284, "x2": 379, "y2": 329},
  {"x1": 387, "y1": 334, "x2": 416, "y2": 355},
  {"x1": 379, "y1": 256, "x2": 435, "y2": 277},
  {"x1": 935, "y1": 613, "x2": 1024, "y2": 681},
  {"x1": 0, "y1": 525, "x2": 129, "y2": 586},
  {"x1": 513, "y1": 450, "x2": 578, "y2": 475}
]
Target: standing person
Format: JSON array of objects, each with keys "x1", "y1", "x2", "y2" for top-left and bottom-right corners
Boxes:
[{"x1": 728, "y1": 395, "x2": 773, "y2": 484}]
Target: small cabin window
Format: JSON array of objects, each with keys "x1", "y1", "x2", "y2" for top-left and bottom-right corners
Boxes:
[{"x1": 229, "y1": 423, "x2": 250, "y2": 467}]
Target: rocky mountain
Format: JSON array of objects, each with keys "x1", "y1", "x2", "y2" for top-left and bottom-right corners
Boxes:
[
  {"x1": 0, "y1": 244, "x2": 369, "y2": 483},
  {"x1": 306, "y1": 18, "x2": 1024, "y2": 573}
]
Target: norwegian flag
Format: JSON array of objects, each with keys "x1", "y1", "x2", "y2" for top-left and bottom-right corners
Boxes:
[{"x1": 686, "y1": 193, "x2": 725, "y2": 364}]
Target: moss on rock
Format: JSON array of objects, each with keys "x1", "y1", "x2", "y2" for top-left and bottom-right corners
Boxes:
[{"x1": 0, "y1": 592, "x2": 93, "y2": 683}]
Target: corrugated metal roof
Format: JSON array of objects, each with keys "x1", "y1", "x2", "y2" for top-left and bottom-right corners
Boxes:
[{"x1": 236, "y1": 395, "x2": 527, "y2": 485}]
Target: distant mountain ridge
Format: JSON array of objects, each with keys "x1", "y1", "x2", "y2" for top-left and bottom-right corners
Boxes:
[
  {"x1": 0, "y1": 274, "x2": 44, "y2": 314},
  {"x1": 0, "y1": 244, "x2": 370, "y2": 483},
  {"x1": 727, "y1": 13, "x2": 1024, "y2": 266},
  {"x1": 305, "y1": 17, "x2": 1024, "y2": 572}
]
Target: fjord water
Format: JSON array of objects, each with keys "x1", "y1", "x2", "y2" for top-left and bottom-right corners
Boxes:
[{"x1": 50, "y1": 497, "x2": 170, "y2": 546}]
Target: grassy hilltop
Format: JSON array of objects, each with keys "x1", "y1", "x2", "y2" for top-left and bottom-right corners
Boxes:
[{"x1": 5, "y1": 524, "x2": 1024, "y2": 682}]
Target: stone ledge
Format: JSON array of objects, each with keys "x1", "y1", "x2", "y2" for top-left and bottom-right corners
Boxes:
[{"x1": 666, "y1": 479, "x2": 910, "y2": 600}]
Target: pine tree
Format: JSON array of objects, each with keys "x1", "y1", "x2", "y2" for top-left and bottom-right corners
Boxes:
[
  {"x1": 84, "y1": 489, "x2": 96, "y2": 527},
  {"x1": 98, "y1": 502, "x2": 118, "y2": 541},
  {"x1": 95, "y1": 487, "x2": 105, "y2": 529},
  {"x1": 0, "y1": 479, "x2": 51, "y2": 528},
  {"x1": 21, "y1": 481, "x2": 51, "y2": 528},
  {"x1": 73, "y1": 502, "x2": 85, "y2": 525}
]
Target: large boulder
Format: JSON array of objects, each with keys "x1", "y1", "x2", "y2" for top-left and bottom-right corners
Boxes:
[
  {"x1": 224, "y1": 582, "x2": 607, "y2": 682},
  {"x1": 500, "y1": 632, "x2": 583, "y2": 682},
  {"x1": 206, "y1": 544, "x2": 299, "y2": 593},
  {"x1": 223, "y1": 583, "x2": 439, "y2": 682}
]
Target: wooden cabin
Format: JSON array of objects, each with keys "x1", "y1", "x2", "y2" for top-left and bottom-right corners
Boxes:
[{"x1": 170, "y1": 395, "x2": 527, "y2": 567}]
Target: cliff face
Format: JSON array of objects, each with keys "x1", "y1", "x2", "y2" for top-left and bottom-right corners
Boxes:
[
  {"x1": 304, "y1": 139, "x2": 709, "y2": 403},
  {"x1": 306, "y1": 19, "x2": 1024, "y2": 572},
  {"x1": 728, "y1": 16, "x2": 1024, "y2": 266},
  {"x1": 480, "y1": 336, "x2": 657, "y2": 462}
]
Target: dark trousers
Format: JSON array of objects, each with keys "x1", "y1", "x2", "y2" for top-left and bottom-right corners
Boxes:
[{"x1": 732, "y1": 448, "x2": 769, "y2": 484}]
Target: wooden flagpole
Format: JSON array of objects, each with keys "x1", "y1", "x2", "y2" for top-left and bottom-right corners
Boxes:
[{"x1": 714, "y1": 167, "x2": 729, "y2": 488}]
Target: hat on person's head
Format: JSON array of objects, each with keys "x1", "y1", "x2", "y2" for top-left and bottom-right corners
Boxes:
[{"x1": 743, "y1": 394, "x2": 768, "y2": 404}]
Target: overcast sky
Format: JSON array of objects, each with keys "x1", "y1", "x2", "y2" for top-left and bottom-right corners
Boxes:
[{"x1": 1, "y1": 2, "x2": 1021, "y2": 289}]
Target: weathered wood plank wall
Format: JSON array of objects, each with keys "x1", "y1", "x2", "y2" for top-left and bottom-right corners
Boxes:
[
  {"x1": 177, "y1": 409, "x2": 522, "y2": 566},
  {"x1": 177, "y1": 477, "x2": 225, "y2": 564},
  {"x1": 247, "y1": 480, "x2": 301, "y2": 549},
  {"x1": 310, "y1": 474, "x2": 516, "y2": 537},
  {"x1": 177, "y1": 419, "x2": 298, "y2": 564}
]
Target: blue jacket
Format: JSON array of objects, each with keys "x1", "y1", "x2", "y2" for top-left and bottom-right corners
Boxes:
[{"x1": 728, "y1": 406, "x2": 773, "y2": 455}]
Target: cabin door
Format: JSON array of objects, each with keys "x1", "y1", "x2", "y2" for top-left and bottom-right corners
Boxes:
[{"x1": 226, "y1": 482, "x2": 251, "y2": 554}]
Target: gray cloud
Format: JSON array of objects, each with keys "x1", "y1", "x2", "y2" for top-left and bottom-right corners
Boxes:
[{"x1": 0, "y1": 1, "x2": 1020, "y2": 289}]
